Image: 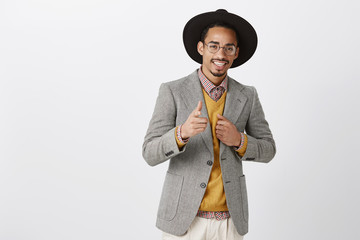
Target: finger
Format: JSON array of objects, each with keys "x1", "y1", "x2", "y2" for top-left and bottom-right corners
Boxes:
[
  {"x1": 194, "y1": 123, "x2": 208, "y2": 129},
  {"x1": 217, "y1": 114, "x2": 227, "y2": 120},
  {"x1": 218, "y1": 115, "x2": 231, "y2": 125},
  {"x1": 194, "y1": 117, "x2": 208, "y2": 124},
  {"x1": 216, "y1": 120, "x2": 227, "y2": 126},
  {"x1": 192, "y1": 118, "x2": 207, "y2": 126},
  {"x1": 216, "y1": 127, "x2": 224, "y2": 134},
  {"x1": 196, "y1": 101, "x2": 203, "y2": 111},
  {"x1": 193, "y1": 110, "x2": 201, "y2": 117},
  {"x1": 194, "y1": 125, "x2": 207, "y2": 133},
  {"x1": 191, "y1": 102, "x2": 201, "y2": 117},
  {"x1": 216, "y1": 131, "x2": 225, "y2": 138},
  {"x1": 190, "y1": 120, "x2": 207, "y2": 127},
  {"x1": 197, "y1": 127, "x2": 207, "y2": 132},
  {"x1": 216, "y1": 131, "x2": 223, "y2": 138},
  {"x1": 192, "y1": 101, "x2": 203, "y2": 117},
  {"x1": 215, "y1": 126, "x2": 225, "y2": 132}
]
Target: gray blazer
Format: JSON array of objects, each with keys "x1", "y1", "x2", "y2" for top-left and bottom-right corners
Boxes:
[{"x1": 142, "y1": 70, "x2": 276, "y2": 236}]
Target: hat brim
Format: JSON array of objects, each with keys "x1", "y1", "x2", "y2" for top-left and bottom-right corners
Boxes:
[{"x1": 183, "y1": 9, "x2": 258, "y2": 68}]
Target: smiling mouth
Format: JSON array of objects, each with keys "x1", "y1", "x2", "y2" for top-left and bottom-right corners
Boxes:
[
  {"x1": 212, "y1": 59, "x2": 229, "y2": 67},
  {"x1": 214, "y1": 61, "x2": 225, "y2": 66},
  {"x1": 212, "y1": 59, "x2": 229, "y2": 66}
]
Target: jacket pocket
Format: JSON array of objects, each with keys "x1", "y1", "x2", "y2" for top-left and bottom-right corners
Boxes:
[
  {"x1": 239, "y1": 175, "x2": 249, "y2": 222},
  {"x1": 157, "y1": 172, "x2": 184, "y2": 221}
]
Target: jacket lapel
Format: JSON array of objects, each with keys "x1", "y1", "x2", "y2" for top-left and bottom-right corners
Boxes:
[
  {"x1": 180, "y1": 70, "x2": 214, "y2": 155},
  {"x1": 220, "y1": 77, "x2": 248, "y2": 157}
]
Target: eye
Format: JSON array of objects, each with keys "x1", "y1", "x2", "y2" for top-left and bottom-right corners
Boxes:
[
  {"x1": 225, "y1": 46, "x2": 235, "y2": 52},
  {"x1": 208, "y1": 44, "x2": 219, "y2": 50}
]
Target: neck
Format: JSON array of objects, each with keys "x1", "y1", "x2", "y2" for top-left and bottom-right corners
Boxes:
[{"x1": 201, "y1": 66, "x2": 226, "y2": 86}]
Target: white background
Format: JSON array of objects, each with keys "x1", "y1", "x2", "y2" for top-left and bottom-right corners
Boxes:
[{"x1": 1, "y1": 0, "x2": 359, "y2": 239}]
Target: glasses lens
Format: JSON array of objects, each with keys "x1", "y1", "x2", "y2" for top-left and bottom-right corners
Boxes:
[
  {"x1": 207, "y1": 43, "x2": 219, "y2": 53},
  {"x1": 224, "y1": 46, "x2": 236, "y2": 56}
]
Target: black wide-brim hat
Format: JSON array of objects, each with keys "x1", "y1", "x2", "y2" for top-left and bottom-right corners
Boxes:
[{"x1": 183, "y1": 9, "x2": 258, "y2": 68}]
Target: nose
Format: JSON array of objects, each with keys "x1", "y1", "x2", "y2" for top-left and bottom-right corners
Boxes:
[{"x1": 214, "y1": 47, "x2": 227, "y2": 59}]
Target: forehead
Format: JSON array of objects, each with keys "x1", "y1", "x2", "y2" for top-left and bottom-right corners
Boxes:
[{"x1": 204, "y1": 26, "x2": 237, "y2": 44}]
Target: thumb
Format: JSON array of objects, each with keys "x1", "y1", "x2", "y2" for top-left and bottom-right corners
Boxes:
[{"x1": 217, "y1": 114, "x2": 227, "y2": 120}]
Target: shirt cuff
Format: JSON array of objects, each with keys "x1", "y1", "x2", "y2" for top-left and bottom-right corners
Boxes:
[
  {"x1": 175, "y1": 124, "x2": 188, "y2": 149},
  {"x1": 234, "y1": 132, "x2": 248, "y2": 156}
]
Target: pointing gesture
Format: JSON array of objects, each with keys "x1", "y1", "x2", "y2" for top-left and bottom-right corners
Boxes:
[{"x1": 181, "y1": 101, "x2": 208, "y2": 139}]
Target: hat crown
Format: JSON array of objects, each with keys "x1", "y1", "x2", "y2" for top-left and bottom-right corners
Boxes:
[{"x1": 216, "y1": 9, "x2": 228, "y2": 13}]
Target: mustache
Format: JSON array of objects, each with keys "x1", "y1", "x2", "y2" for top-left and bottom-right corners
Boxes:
[{"x1": 211, "y1": 58, "x2": 229, "y2": 64}]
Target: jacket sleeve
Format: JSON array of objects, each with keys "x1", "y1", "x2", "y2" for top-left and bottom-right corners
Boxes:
[
  {"x1": 238, "y1": 86, "x2": 276, "y2": 163},
  {"x1": 142, "y1": 83, "x2": 186, "y2": 166}
]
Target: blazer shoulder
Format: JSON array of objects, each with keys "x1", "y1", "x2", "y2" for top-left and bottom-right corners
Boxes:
[
  {"x1": 163, "y1": 77, "x2": 187, "y2": 88},
  {"x1": 161, "y1": 70, "x2": 198, "y2": 90},
  {"x1": 228, "y1": 76, "x2": 256, "y2": 97}
]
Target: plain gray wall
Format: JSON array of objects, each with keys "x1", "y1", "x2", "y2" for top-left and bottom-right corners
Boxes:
[{"x1": 1, "y1": 0, "x2": 359, "y2": 239}]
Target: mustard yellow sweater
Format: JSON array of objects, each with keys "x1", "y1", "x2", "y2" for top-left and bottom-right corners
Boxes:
[
  {"x1": 176, "y1": 89, "x2": 248, "y2": 211},
  {"x1": 200, "y1": 89, "x2": 228, "y2": 211}
]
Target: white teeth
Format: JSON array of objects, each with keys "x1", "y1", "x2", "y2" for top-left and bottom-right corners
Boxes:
[{"x1": 214, "y1": 62, "x2": 225, "y2": 66}]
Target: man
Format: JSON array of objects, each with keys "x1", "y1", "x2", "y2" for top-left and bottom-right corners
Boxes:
[{"x1": 143, "y1": 9, "x2": 276, "y2": 240}]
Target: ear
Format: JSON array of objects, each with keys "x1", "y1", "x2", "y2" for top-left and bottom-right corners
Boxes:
[
  {"x1": 197, "y1": 41, "x2": 204, "y2": 56},
  {"x1": 234, "y1": 47, "x2": 239, "y2": 60}
]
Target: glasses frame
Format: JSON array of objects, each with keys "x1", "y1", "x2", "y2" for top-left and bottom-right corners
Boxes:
[{"x1": 204, "y1": 42, "x2": 237, "y2": 56}]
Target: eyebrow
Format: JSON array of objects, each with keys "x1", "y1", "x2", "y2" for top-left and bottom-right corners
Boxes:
[{"x1": 208, "y1": 41, "x2": 236, "y2": 47}]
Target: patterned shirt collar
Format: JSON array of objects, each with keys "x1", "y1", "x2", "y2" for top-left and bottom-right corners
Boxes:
[{"x1": 198, "y1": 67, "x2": 228, "y2": 95}]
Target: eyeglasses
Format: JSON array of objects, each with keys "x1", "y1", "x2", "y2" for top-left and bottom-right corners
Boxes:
[{"x1": 204, "y1": 43, "x2": 237, "y2": 56}]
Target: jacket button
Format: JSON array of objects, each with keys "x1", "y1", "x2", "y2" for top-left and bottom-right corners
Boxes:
[
  {"x1": 207, "y1": 160, "x2": 213, "y2": 166},
  {"x1": 200, "y1": 182, "x2": 206, "y2": 188}
]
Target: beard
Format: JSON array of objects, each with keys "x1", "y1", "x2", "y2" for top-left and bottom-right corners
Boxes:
[{"x1": 210, "y1": 70, "x2": 226, "y2": 77}]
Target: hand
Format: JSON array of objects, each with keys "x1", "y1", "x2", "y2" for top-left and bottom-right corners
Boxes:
[
  {"x1": 216, "y1": 114, "x2": 241, "y2": 147},
  {"x1": 181, "y1": 101, "x2": 208, "y2": 139}
]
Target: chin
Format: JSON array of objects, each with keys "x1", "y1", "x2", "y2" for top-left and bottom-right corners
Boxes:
[{"x1": 210, "y1": 71, "x2": 226, "y2": 77}]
